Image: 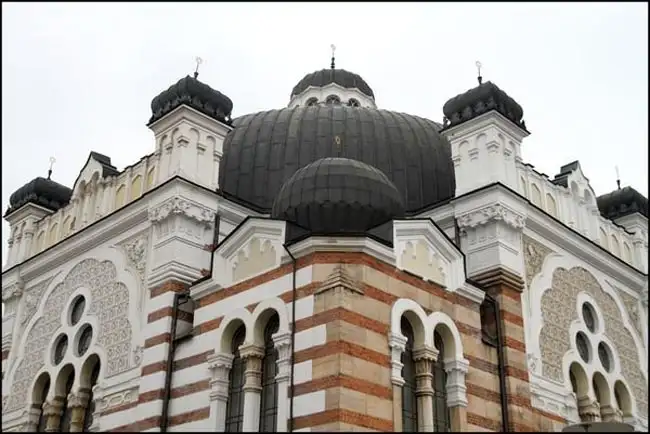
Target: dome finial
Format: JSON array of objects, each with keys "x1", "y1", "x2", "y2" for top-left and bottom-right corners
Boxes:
[
  {"x1": 48, "y1": 156, "x2": 56, "y2": 180},
  {"x1": 615, "y1": 165, "x2": 621, "y2": 190},
  {"x1": 475, "y1": 60, "x2": 483, "y2": 85},
  {"x1": 194, "y1": 56, "x2": 203, "y2": 79},
  {"x1": 330, "y1": 44, "x2": 336, "y2": 69}
]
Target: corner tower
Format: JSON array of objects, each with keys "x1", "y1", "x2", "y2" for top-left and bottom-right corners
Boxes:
[
  {"x1": 441, "y1": 71, "x2": 529, "y2": 196},
  {"x1": 147, "y1": 68, "x2": 234, "y2": 189}
]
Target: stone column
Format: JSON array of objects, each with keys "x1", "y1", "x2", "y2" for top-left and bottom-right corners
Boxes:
[
  {"x1": 413, "y1": 346, "x2": 438, "y2": 432},
  {"x1": 240, "y1": 344, "x2": 265, "y2": 432},
  {"x1": 208, "y1": 352, "x2": 234, "y2": 432},
  {"x1": 88, "y1": 383, "x2": 103, "y2": 432},
  {"x1": 444, "y1": 358, "x2": 469, "y2": 431},
  {"x1": 24, "y1": 405, "x2": 42, "y2": 431},
  {"x1": 42, "y1": 399, "x2": 64, "y2": 432},
  {"x1": 273, "y1": 331, "x2": 292, "y2": 432},
  {"x1": 389, "y1": 333, "x2": 407, "y2": 432},
  {"x1": 68, "y1": 391, "x2": 90, "y2": 432},
  {"x1": 600, "y1": 404, "x2": 623, "y2": 423},
  {"x1": 577, "y1": 396, "x2": 601, "y2": 422}
]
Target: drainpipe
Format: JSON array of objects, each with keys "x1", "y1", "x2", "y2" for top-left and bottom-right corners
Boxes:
[
  {"x1": 483, "y1": 292, "x2": 510, "y2": 432},
  {"x1": 282, "y1": 243, "x2": 297, "y2": 432},
  {"x1": 160, "y1": 291, "x2": 191, "y2": 432}
]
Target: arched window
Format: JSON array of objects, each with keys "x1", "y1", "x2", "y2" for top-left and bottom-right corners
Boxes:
[
  {"x1": 531, "y1": 184, "x2": 542, "y2": 208},
  {"x1": 610, "y1": 234, "x2": 620, "y2": 256},
  {"x1": 115, "y1": 185, "x2": 126, "y2": 209},
  {"x1": 599, "y1": 228, "x2": 608, "y2": 248},
  {"x1": 622, "y1": 242, "x2": 632, "y2": 263},
  {"x1": 146, "y1": 168, "x2": 156, "y2": 190},
  {"x1": 546, "y1": 193, "x2": 557, "y2": 218},
  {"x1": 130, "y1": 175, "x2": 143, "y2": 201},
  {"x1": 225, "y1": 326, "x2": 246, "y2": 432},
  {"x1": 59, "y1": 371, "x2": 75, "y2": 432},
  {"x1": 82, "y1": 361, "x2": 101, "y2": 431},
  {"x1": 348, "y1": 98, "x2": 360, "y2": 107},
  {"x1": 325, "y1": 95, "x2": 341, "y2": 105},
  {"x1": 432, "y1": 331, "x2": 451, "y2": 432},
  {"x1": 306, "y1": 97, "x2": 318, "y2": 106},
  {"x1": 401, "y1": 317, "x2": 418, "y2": 431},
  {"x1": 35, "y1": 374, "x2": 50, "y2": 432},
  {"x1": 259, "y1": 314, "x2": 280, "y2": 432},
  {"x1": 48, "y1": 223, "x2": 59, "y2": 247}
]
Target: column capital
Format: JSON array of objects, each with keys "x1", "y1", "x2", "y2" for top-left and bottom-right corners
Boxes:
[
  {"x1": 444, "y1": 358, "x2": 469, "y2": 374},
  {"x1": 207, "y1": 352, "x2": 234, "y2": 371},
  {"x1": 42, "y1": 400, "x2": 63, "y2": 416},
  {"x1": 444, "y1": 358, "x2": 469, "y2": 408},
  {"x1": 413, "y1": 345, "x2": 438, "y2": 363},
  {"x1": 240, "y1": 343, "x2": 265, "y2": 361},
  {"x1": 67, "y1": 391, "x2": 90, "y2": 409},
  {"x1": 389, "y1": 332, "x2": 407, "y2": 351}
]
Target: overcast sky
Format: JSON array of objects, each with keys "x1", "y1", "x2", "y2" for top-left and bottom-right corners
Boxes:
[{"x1": 1, "y1": 2, "x2": 648, "y2": 262}]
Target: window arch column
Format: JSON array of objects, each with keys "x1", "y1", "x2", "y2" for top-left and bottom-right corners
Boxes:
[
  {"x1": 207, "y1": 352, "x2": 235, "y2": 431},
  {"x1": 413, "y1": 346, "x2": 438, "y2": 432},
  {"x1": 389, "y1": 333, "x2": 408, "y2": 431},
  {"x1": 240, "y1": 344, "x2": 265, "y2": 432},
  {"x1": 42, "y1": 400, "x2": 64, "y2": 432},
  {"x1": 444, "y1": 358, "x2": 469, "y2": 431},
  {"x1": 272, "y1": 331, "x2": 292, "y2": 432},
  {"x1": 67, "y1": 391, "x2": 90, "y2": 432}
]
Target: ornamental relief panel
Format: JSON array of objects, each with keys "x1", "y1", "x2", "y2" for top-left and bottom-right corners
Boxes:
[
  {"x1": 118, "y1": 231, "x2": 149, "y2": 288},
  {"x1": 3, "y1": 259, "x2": 133, "y2": 414},
  {"x1": 613, "y1": 287, "x2": 643, "y2": 338},
  {"x1": 539, "y1": 266, "x2": 648, "y2": 418},
  {"x1": 523, "y1": 235, "x2": 553, "y2": 285}
]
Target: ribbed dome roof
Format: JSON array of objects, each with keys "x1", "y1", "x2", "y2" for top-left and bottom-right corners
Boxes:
[
  {"x1": 443, "y1": 81, "x2": 525, "y2": 129},
  {"x1": 271, "y1": 158, "x2": 404, "y2": 234},
  {"x1": 597, "y1": 186, "x2": 648, "y2": 220},
  {"x1": 218, "y1": 105, "x2": 455, "y2": 213},
  {"x1": 6, "y1": 177, "x2": 72, "y2": 216},
  {"x1": 291, "y1": 69, "x2": 374, "y2": 99},
  {"x1": 148, "y1": 75, "x2": 233, "y2": 126}
]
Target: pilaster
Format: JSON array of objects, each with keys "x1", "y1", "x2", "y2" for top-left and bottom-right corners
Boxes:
[
  {"x1": 207, "y1": 352, "x2": 234, "y2": 431},
  {"x1": 272, "y1": 331, "x2": 292, "y2": 432},
  {"x1": 389, "y1": 333, "x2": 407, "y2": 432}
]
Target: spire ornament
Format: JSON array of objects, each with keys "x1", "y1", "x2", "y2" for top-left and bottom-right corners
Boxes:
[
  {"x1": 330, "y1": 44, "x2": 336, "y2": 69},
  {"x1": 476, "y1": 60, "x2": 483, "y2": 85},
  {"x1": 47, "y1": 156, "x2": 56, "y2": 180},
  {"x1": 194, "y1": 56, "x2": 203, "y2": 79}
]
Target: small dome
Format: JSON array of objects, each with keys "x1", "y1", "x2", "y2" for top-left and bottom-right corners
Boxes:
[
  {"x1": 271, "y1": 157, "x2": 405, "y2": 235},
  {"x1": 443, "y1": 81, "x2": 524, "y2": 129},
  {"x1": 6, "y1": 177, "x2": 72, "y2": 216},
  {"x1": 597, "y1": 186, "x2": 648, "y2": 220},
  {"x1": 148, "y1": 75, "x2": 233, "y2": 126},
  {"x1": 291, "y1": 69, "x2": 374, "y2": 99}
]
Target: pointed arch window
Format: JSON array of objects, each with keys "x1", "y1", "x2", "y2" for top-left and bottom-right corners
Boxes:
[
  {"x1": 432, "y1": 331, "x2": 451, "y2": 432},
  {"x1": 401, "y1": 317, "x2": 418, "y2": 431},
  {"x1": 259, "y1": 314, "x2": 280, "y2": 432},
  {"x1": 59, "y1": 372, "x2": 75, "y2": 432},
  {"x1": 82, "y1": 362, "x2": 101, "y2": 431},
  {"x1": 225, "y1": 326, "x2": 246, "y2": 432}
]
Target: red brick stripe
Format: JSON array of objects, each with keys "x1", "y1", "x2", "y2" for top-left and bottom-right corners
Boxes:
[
  {"x1": 144, "y1": 333, "x2": 170, "y2": 349},
  {"x1": 467, "y1": 412, "x2": 501, "y2": 431},
  {"x1": 141, "y1": 361, "x2": 166, "y2": 376},
  {"x1": 147, "y1": 307, "x2": 194, "y2": 324},
  {"x1": 293, "y1": 409, "x2": 393, "y2": 431},
  {"x1": 294, "y1": 340, "x2": 390, "y2": 367},
  {"x1": 109, "y1": 407, "x2": 209, "y2": 431},
  {"x1": 150, "y1": 281, "x2": 188, "y2": 299},
  {"x1": 101, "y1": 400, "x2": 138, "y2": 416},
  {"x1": 294, "y1": 307, "x2": 388, "y2": 335},
  {"x1": 173, "y1": 350, "x2": 213, "y2": 372},
  {"x1": 294, "y1": 374, "x2": 392, "y2": 400}
]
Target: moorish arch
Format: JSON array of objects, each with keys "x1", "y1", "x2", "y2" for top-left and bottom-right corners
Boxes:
[
  {"x1": 2, "y1": 247, "x2": 141, "y2": 415},
  {"x1": 527, "y1": 253, "x2": 648, "y2": 421}
]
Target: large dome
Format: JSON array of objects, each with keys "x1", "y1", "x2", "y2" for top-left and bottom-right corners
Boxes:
[
  {"x1": 291, "y1": 69, "x2": 375, "y2": 99},
  {"x1": 218, "y1": 105, "x2": 455, "y2": 213},
  {"x1": 271, "y1": 157, "x2": 405, "y2": 234}
]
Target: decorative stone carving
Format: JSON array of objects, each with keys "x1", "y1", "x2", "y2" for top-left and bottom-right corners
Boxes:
[
  {"x1": 20, "y1": 277, "x2": 54, "y2": 326},
  {"x1": 523, "y1": 236, "x2": 553, "y2": 285},
  {"x1": 118, "y1": 232, "x2": 149, "y2": 287},
  {"x1": 208, "y1": 353, "x2": 234, "y2": 402},
  {"x1": 457, "y1": 203, "x2": 526, "y2": 231},
  {"x1": 538, "y1": 266, "x2": 648, "y2": 418},
  {"x1": 148, "y1": 196, "x2": 215, "y2": 225},
  {"x1": 389, "y1": 333, "x2": 407, "y2": 387},
  {"x1": 240, "y1": 344, "x2": 264, "y2": 394},
  {"x1": 132, "y1": 345, "x2": 143, "y2": 367},
  {"x1": 272, "y1": 332, "x2": 292, "y2": 382},
  {"x1": 315, "y1": 264, "x2": 363, "y2": 295},
  {"x1": 527, "y1": 352, "x2": 540, "y2": 373},
  {"x1": 613, "y1": 287, "x2": 643, "y2": 337},
  {"x1": 444, "y1": 358, "x2": 469, "y2": 407},
  {"x1": 2, "y1": 279, "x2": 24, "y2": 302},
  {"x1": 5, "y1": 259, "x2": 133, "y2": 413},
  {"x1": 96, "y1": 386, "x2": 139, "y2": 413},
  {"x1": 232, "y1": 238, "x2": 277, "y2": 283},
  {"x1": 399, "y1": 241, "x2": 446, "y2": 285}
]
